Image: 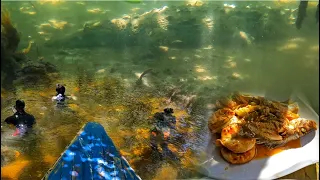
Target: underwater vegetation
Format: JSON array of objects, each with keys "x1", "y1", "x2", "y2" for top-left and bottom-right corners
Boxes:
[
  {"x1": 1, "y1": 9, "x2": 21, "y2": 88},
  {"x1": 0, "y1": 1, "x2": 318, "y2": 179},
  {"x1": 76, "y1": 72, "x2": 125, "y2": 104},
  {"x1": 45, "y1": 3, "x2": 298, "y2": 51},
  {"x1": 1, "y1": 9, "x2": 20, "y2": 52},
  {"x1": 1, "y1": 8, "x2": 57, "y2": 90},
  {"x1": 121, "y1": 98, "x2": 153, "y2": 127}
]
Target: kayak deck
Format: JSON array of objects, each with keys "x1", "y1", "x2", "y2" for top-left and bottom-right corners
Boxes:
[{"x1": 42, "y1": 122, "x2": 141, "y2": 180}]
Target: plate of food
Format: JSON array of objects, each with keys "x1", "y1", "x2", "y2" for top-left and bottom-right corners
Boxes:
[{"x1": 199, "y1": 92, "x2": 319, "y2": 180}]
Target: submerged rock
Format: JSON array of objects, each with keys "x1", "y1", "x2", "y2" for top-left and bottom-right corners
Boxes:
[
  {"x1": 1, "y1": 9, "x2": 57, "y2": 89},
  {"x1": 14, "y1": 61, "x2": 58, "y2": 86}
]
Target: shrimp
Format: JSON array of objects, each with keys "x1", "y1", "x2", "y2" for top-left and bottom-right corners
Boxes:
[
  {"x1": 220, "y1": 145, "x2": 256, "y2": 164},
  {"x1": 216, "y1": 123, "x2": 256, "y2": 153},
  {"x1": 208, "y1": 108, "x2": 236, "y2": 134}
]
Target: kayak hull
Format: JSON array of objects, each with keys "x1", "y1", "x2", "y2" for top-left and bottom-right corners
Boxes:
[{"x1": 42, "y1": 122, "x2": 141, "y2": 180}]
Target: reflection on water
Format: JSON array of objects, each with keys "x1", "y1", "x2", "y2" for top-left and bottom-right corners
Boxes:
[{"x1": 1, "y1": 1, "x2": 319, "y2": 180}]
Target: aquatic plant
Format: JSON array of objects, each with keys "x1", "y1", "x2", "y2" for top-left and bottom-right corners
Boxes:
[
  {"x1": 74, "y1": 70, "x2": 125, "y2": 106},
  {"x1": 1, "y1": 8, "x2": 58, "y2": 90},
  {"x1": 101, "y1": 75, "x2": 125, "y2": 103},
  {"x1": 1, "y1": 9, "x2": 20, "y2": 52},
  {"x1": 13, "y1": 62, "x2": 58, "y2": 88},
  {"x1": 121, "y1": 98, "x2": 153, "y2": 127}
]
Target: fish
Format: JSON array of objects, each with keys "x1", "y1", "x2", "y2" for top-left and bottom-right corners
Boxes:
[
  {"x1": 131, "y1": 8, "x2": 140, "y2": 12},
  {"x1": 238, "y1": 31, "x2": 254, "y2": 45},
  {"x1": 171, "y1": 40, "x2": 183, "y2": 43},
  {"x1": 21, "y1": 40, "x2": 34, "y2": 54},
  {"x1": 136, "y1": 68, "x2": 153, "y2": 85},
  {"x1": 125, "y1": 0, "x2": 142, "y2": 4},
  {"x1": 48, "y1": 19, "x2": 68, "y2": 29},
  {"x1": 159, "y1": 46, "x2": 169, "y2": 52},
  {"x1": 240, "y1": 120, "x2": 286, "y2": 141},
  {"x1": 26, "y1": 11, "x2": 36, "y2": 15},
  {"x1": 235, "y1": 102, "x2": 317, "y2": 148},
  {"x1": 87, "y1": 8, "x2": 103, "y2": 14},
  {"x1": 253, "y1": 118, "x2": 317, "y2": 149}
]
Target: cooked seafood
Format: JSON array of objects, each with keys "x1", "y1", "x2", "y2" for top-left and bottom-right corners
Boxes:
[
  {"x1": 209, "y1": 92, "x2": 318, "y2": 165},
  {"x1": 256, "y1": 118, "x2": 317, "y2": 148},
  {"x1": 220, "y1": 145, "x2": 256, "y2": 164},
  {"x1": 208, "y1": 108, "x2": 235, "y2": 134},
  {"x1": 216, "y1": 123, "x2": 256, "y2": 153},
  {"x1": 239, "y1": 107, "x2": 317, "y2": 148},
  {"x1": 234, "y1": 105, "x2": 257, "y2": 117}
]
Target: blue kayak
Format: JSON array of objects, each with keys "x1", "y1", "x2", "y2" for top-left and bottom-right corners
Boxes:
[{"x1": 42, "y1": 122, "x2": 141, "y2": 180}]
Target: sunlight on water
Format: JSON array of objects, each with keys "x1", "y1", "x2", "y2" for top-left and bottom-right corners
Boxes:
[{"x1": 1, "y1": 0, "x2": 319, "y2": 179}]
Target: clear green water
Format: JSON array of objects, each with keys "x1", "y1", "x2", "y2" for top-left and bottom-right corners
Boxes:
[{"x1": 1, "y1": 1, "x2": 318, "y2": 179}]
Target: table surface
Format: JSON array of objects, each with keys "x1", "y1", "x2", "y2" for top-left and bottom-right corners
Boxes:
[{"x1": 280, "y1": 163, "x2": 319, "y2": 180}]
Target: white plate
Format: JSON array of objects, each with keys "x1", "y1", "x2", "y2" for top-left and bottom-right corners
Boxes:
[{"x1": 198, "y1": 93, "x2": 319, "y2": 180}]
